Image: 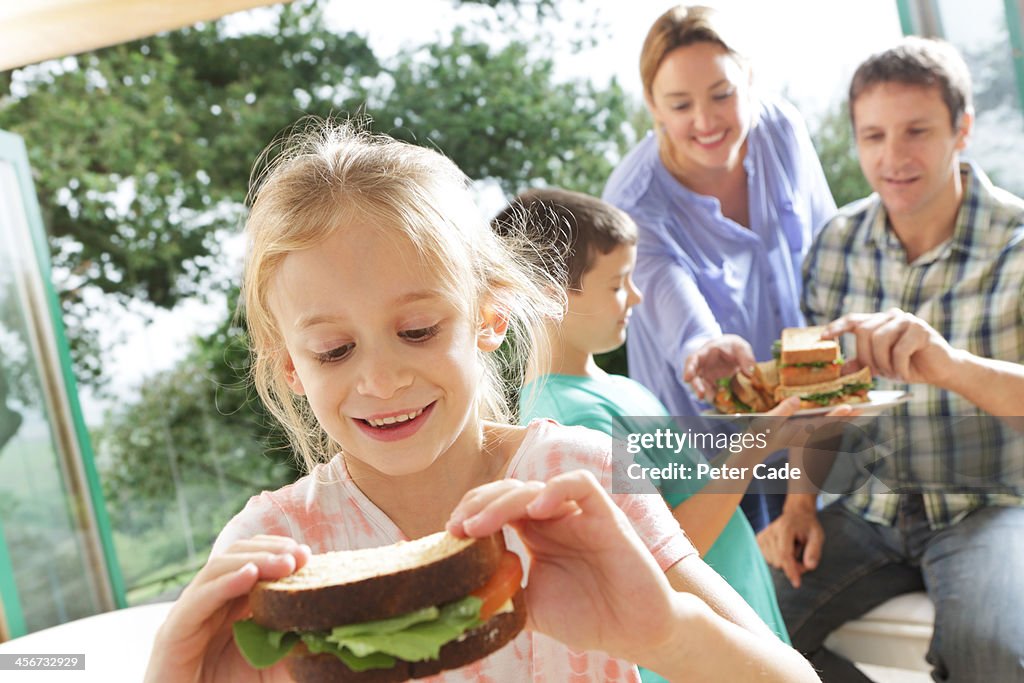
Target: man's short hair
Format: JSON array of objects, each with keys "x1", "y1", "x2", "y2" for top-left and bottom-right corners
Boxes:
[
  {"x1": 849, "y1": 36, "x2": 973, "y2": 128},
  {"x1": 491, "y1": 188, "x2": 637, "y2": 290}
]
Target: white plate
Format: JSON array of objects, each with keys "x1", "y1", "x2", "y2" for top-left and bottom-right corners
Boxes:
[{"x1": 705, "y1": 390, "x2": 913, "y2": 417}]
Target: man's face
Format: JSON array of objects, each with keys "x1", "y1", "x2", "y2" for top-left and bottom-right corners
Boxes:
[{"x1": 852, "y1": 82, "x2": 971, "y2": 223}]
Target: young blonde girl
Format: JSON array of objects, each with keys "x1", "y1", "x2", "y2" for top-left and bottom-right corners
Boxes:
[{"x1": 144, "y1": 120, "x2": 817, "y2": 682}]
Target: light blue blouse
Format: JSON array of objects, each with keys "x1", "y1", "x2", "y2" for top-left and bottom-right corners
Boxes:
[{"x1": 603, "y1": 98, "x2": 836, "y2": 417}]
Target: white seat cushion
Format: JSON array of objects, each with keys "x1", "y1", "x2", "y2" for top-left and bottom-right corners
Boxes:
[{"x1": 825, "y1": 591, "x2": 934, "y2": 672}]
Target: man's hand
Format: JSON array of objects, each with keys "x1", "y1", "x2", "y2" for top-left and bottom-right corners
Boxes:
[
  {"x1": 757, "y1": 498, "x2": 823, "y2": 589},
  {"x1": 823, "y1": 309, "x2": 961, "y2": 387},
  {"x1": 684, "y1": 335, "x2": 758, "y2": 402}
]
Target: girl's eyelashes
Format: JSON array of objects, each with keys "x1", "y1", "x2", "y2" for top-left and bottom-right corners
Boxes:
[
  {"x1": 400, "y1": 324, "x2": 441, "y2": 342},
  {"x1": 310, "y1": 324, "x2": 441, "y2": 364},
  {"x1": 314, "y1": 343, "x2": 354, "y2": 365}
]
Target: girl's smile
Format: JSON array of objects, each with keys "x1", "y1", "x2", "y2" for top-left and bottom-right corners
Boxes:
[{"x1": 354, "y1": 401, "x2": 436, "y2": 442}]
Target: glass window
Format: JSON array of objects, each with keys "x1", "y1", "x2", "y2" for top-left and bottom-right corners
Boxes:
[
  {"x1": 0, "y1": 158, "x2": 107, "y2": 635},
  {"x1": 922, "y1": 0, "x2": 1024, "y2": 194}
]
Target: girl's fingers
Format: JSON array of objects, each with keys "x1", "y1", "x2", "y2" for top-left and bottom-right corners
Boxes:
[
  {"x1": 229, "y1": 535, "x2": 310, "y2": 557},
  {"x1": 448, "y1": 479, "x2": 538, "y2": 535},
  {"x1": 200, "y1": 550, "x2": 301, "y2": 584},
  {"x1": 454, "y1": 481, "x2": 545, "y2": 537},
  {"x1": 162, "y1": 562, "x2": 259, "y2": 636},
  {"x1": 525, "y1": 471, "x2": 614, "y2": 524}
]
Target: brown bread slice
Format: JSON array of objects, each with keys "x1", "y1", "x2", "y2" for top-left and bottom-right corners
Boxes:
[
  {"x1": 752, "y1": 360, "x2": 779, "y2": 393},
  {"x1": 731, "y1": 373, "x2": 771, "y2": 412},
  {"x1": 251, "y1": 531, "x2": 505, "y2": 632},
  {"x1": 285, "y1": 591, "x2": 528, "y2": 683}
]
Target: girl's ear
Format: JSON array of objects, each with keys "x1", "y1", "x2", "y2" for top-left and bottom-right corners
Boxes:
[
  {"x1": 282, "y1": 352, "x2": 306, "y2": 395},
  {"x1": 477, "y1": 305, "x2": 509, "y2": 352}
]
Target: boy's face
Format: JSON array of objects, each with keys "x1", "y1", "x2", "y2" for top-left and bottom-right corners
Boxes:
[
  {"x1": 852, "y1": 81, "x2": 971, "y2": 223},
  {"x1": 564, "y1": 243, "x2": 643, "y2": 357}
]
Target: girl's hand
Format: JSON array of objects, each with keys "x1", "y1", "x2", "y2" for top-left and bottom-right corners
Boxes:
[
  {"x1": 445, "y1": 471, "x2": 680, "y2": 667},
  {"x1": 144, "y1": 535, "x2": 311, "y2": 683}
]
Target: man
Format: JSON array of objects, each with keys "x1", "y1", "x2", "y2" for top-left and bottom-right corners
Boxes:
[{"x1": 758, "y1": 38, "x2": 1024, "y2": 681}]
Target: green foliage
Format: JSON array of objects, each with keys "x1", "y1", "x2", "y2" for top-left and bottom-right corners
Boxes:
[
  {"x1": 0, "y1": 0, "x2": 381, "y2": 384},
  {"x1": 94, "y1": 342, "x2": 294, "y2": 513},
  {"x1": 811, "y1": 101, "x2": 872, "y2": 208},
  {"x1": 370, "y1": 30, "x2": 631, "y2": 197}
]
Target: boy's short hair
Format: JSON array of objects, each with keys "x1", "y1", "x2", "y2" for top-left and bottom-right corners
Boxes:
[
  {"x1": 491, "y1": 188, "x2": 637, "y2": 290},
  {"x1": 849, "y1": 36, "x2": 973, "y2": 128}
]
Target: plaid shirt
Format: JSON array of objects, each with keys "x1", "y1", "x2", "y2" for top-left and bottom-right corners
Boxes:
[{"x1": 802, "y1": 162, "x2": 1024, "y2": 528}]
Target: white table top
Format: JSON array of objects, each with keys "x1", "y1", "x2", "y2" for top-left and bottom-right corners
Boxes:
[{"x1": 0, "y1": 602, "x2": 173, "y2": 682}]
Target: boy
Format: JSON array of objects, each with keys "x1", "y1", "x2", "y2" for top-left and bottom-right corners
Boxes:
[{"x1": 491, "y1": 188, "x2": 791, "y2": 663}]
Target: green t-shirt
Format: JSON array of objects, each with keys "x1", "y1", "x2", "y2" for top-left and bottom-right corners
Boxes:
[{"x1": 520, "y1": 373, "x2": 790, "y2": 651}]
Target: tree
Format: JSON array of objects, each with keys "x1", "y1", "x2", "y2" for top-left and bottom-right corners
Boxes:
[
  {"x1": 371, "y1": 29, "x2": 632, "y2": 197},
  {"x1": 0, "y1": 0, "x2": 380, "y2": 384},
  {"x1": 811, "y1": 101, "x2": 872, "y2": 208}
]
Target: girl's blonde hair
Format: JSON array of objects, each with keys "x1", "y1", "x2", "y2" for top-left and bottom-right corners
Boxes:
[
  {"x1": 639, "y1": 5, "x2": 747, "y2": 96},
  {"x1": 241, "y1": 119, "x2": 563, "y2": 472}
]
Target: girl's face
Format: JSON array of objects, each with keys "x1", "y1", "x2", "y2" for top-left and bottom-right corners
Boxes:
[
  {"x1": 646, "y1": 41, "x2": 753, "y2": 176},
  {"x1": 269, "y1": 223, "x2": 504, "y2": 477}
]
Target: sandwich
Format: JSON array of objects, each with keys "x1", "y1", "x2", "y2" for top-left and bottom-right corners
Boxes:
[
  {"x1": 776, "y1": 326, "x2": 844, "y2": 385},
  {"x1": 713, "y1": 363, "x2": 775, "y2": 413},
  {"x1": 772, "y1": 365, "x2": 873, "y2": 409},
  {"x1": 711, "y1": 326, "x2": 872, "y2": 414},
  {"x1": 773, "y1": 325, "x2": 872, "y2": 408},
  {"x1": 233, "y1": 531, "x2": 526, "y2": 682}
]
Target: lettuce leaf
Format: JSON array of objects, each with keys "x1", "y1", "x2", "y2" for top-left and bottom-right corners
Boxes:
[
  {"x1": 232, "y1": 595, "x2": 485, "y2": 672},
  {"x1": 233, "y1": 619, "x2": 299, "y2": 669},
  {"x1": 800, "y1": 382, "x2": 874, "y2": 406},
  {"x1": 327, "y1": 597, "x2": 482, "y2": 661}
]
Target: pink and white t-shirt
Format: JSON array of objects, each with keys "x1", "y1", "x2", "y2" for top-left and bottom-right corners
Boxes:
[{"x1": 214, "y1": 419, "x2": 696, "y2": 682}]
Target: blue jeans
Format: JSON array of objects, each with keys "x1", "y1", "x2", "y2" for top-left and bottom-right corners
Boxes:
[
  {"x1": 739, "y1": 469, "x2": 786, "y2": 532},
  {"x1": 772, "y1": 496, "x2": 1024, "y2": 682}
]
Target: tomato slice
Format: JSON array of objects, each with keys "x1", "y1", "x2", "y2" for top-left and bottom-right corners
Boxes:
[{"x1": 470, "y1": 551, "x2": 523, "y2": 621}]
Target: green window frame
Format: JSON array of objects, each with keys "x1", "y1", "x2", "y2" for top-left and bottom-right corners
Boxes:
[
  {"x1": 896, "y1": 0, "x2": 1024, "y2": 113},
  {"x1": 0, "y1": 129, "x2": 125, "y2": 639}
]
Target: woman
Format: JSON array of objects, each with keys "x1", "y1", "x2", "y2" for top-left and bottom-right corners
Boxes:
[{"x1": 603, "y1": 5, "x2": 836, "y2": 531}]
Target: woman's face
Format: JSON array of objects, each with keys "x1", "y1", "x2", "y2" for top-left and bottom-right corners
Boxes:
[{"x1": 646, "y1": 41, "x2": 753, "y2": 176}]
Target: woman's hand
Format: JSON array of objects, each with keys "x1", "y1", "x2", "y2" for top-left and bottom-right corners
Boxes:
[
  {"x1": 144, "y1": 535, "x2": 311, "y2": 683},
  {"x1": 684, "y1": 334, "x2": 757, "y2": 402},
  {"x1": 756, "y1": 398, "x2": 859, "y2": 455},
  {"x1": 445, "y1": 471, "x2": 680, "y2": 666}
]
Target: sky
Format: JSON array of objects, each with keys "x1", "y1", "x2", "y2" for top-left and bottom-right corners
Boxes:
[
  {"x1": 321, "y1": 0, "x2": 904, "y2": 120},
  {"x1": 80, "y1": 0, "x2": 1001, "y2": 423}
]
